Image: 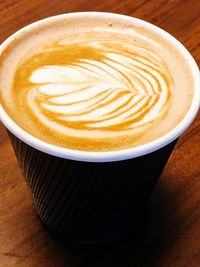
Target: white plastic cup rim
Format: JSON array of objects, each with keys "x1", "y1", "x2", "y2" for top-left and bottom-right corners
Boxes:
[{"x1": 0, "y1": 12, "x2": 200, "y2": 162}]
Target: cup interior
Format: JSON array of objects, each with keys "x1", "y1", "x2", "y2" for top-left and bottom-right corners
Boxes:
[{"x1": 0, "y1": 12, "x2": 200, "y2": 162}]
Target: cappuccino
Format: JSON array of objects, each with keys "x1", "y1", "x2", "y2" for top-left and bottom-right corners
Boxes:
[{"x1": 0, "y1": 16, "x2": 194, "y2": 151}]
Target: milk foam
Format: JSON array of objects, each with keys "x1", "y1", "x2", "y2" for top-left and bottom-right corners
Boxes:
[
  {"x1": 0, "y1": 20, "x2": 194, "y2": 151},
  {"x1": 27, "y1": 40, "x2": 171, "y2": 134}
]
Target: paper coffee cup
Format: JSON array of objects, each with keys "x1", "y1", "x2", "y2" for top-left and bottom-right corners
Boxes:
[{"x1": 0, "y1": 12, "x2": 200, "y2": 243}]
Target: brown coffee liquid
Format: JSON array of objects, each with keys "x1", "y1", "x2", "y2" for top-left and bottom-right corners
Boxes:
[{"x1": 0, "y1": 17, "x2": 194, "y2": 151}]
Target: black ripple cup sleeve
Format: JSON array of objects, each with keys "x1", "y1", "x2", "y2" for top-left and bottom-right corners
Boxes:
[{"x1": 7, "y1": 131, "x2": 177, "y2": 243}]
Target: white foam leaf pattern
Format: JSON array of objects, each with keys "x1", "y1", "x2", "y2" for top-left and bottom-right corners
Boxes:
[{"x1": 28, "y1": 41, "x2": 171, "y2": 131}]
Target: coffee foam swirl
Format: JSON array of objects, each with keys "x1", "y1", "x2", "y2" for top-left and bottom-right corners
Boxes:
[{"x1": 26, "y1": 40, "x2": 171, "y2": 137}]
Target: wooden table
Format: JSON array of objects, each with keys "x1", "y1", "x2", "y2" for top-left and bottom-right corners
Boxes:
[{"x1": 0, "y1": 0, "x2": 200, "y2": 266}]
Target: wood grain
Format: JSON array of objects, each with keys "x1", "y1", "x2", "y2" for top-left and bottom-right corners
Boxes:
[{"x1": 0, "y1": 0, "x2": 200, "y2": 266}]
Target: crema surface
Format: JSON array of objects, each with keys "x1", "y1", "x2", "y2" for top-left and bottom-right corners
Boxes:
[{"x1": 0, "y1": 18, "x2": 194, "y2": 151}]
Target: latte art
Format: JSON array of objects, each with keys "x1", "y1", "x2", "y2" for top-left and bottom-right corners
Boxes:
[
  {"x1": 27, "y1": 40, "x2": 171, "y2": 135},
  {"x1": 0, "y1": 23, "x2": 193, "y2": 151}
]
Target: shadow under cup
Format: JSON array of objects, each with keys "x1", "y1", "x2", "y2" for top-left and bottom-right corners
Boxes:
[{"x1": 8, "y1": 131, "x2": 177, "y2": 243}]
